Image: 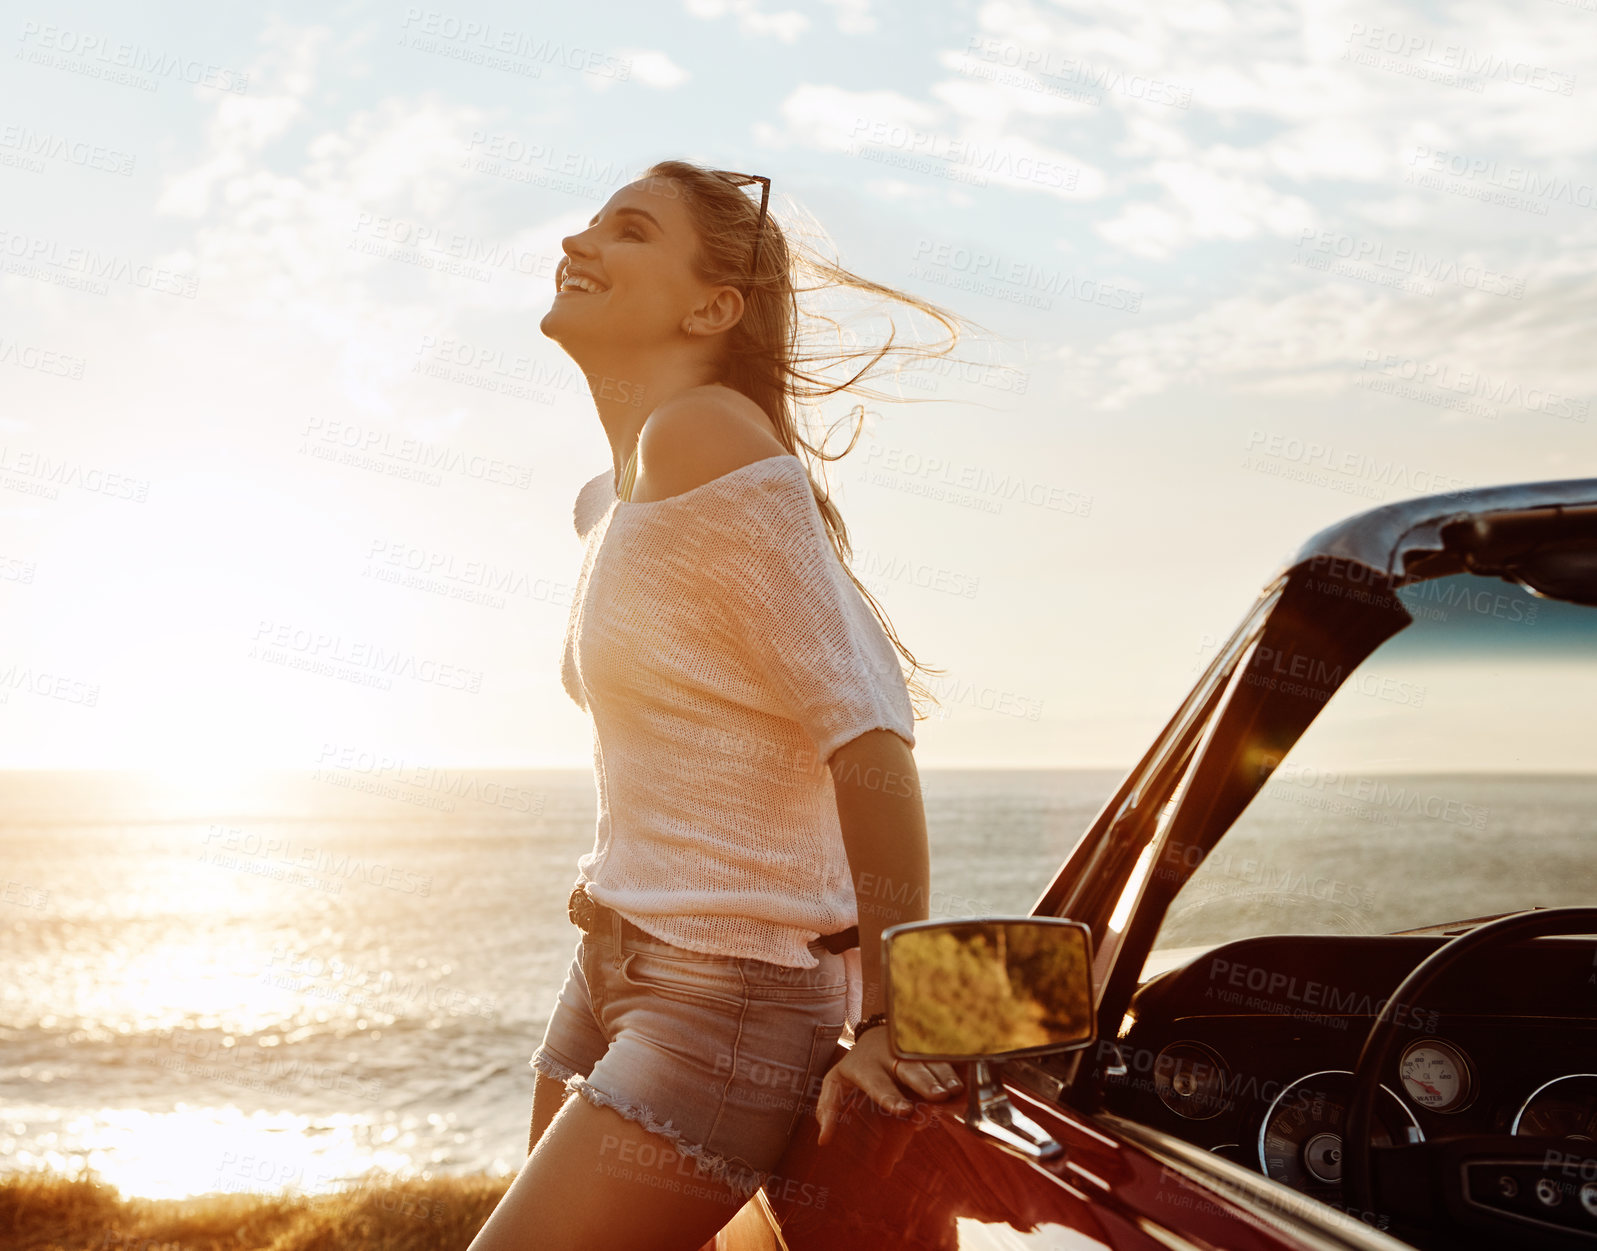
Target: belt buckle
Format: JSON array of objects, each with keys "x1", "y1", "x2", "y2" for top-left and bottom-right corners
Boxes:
[{"x1": 568, "y1": 886, "x2": 597, "y2": 931}]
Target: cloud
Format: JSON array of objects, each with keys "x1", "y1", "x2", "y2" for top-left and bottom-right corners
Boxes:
[
  {"x1": 156, "y1": 21, "x2": 332, "y2": 219},
  {"x1": 1097, "y1": 159, "x2": 1319, "y2": 256},
  {"x1": 820, "y1": 0, "x2": 876, "y2": 34},
  {"x1": 949, "y1": 0, "x2": 1597, "y2": 263},
  {"x1": 754, "y1": 85, "x2": 941, "y2": 152},
  {"x1": 682, "y1": 0, "x2": 809, "y2": 42},
  {"x1": 1047, "y1": 254, "x2": 1597, "y2": 410},
  {"x1": 758, "y1": 83, "x2": 1107, "y2": 201},
  {"x1": 598, "y1": 49, "x2": 690, "y2": 90}
]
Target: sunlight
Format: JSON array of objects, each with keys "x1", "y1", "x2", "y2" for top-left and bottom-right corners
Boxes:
[
  {"x1": 137, "y1": 764, "x2": 290, "y2": 821},
  {"x1": 8, "y1": 1105, "x2": 422, "y2": 1200}
]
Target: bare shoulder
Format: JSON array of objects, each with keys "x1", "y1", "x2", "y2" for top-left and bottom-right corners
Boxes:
[{"x1": 633, "y1": 385, "x2": 788, "y2": 503}]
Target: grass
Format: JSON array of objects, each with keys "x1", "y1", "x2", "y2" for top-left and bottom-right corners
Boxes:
[{"x1": 0, "y1": 1167, "x2": 513, "y2": 1250}]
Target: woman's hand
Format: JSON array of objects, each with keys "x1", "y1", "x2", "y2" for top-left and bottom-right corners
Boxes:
[{"x1": 814, "y1": 1026, "x2": 963, "y2": 1146}]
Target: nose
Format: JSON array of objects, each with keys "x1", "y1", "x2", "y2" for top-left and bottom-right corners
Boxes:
[{"x1": 557, "y1": 230, "x2": 597, "y2": 281}]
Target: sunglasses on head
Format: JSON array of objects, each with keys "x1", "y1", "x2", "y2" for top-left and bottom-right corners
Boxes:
[{"x1": 709, "y1": 170, "x2": 770, "y2": 281}]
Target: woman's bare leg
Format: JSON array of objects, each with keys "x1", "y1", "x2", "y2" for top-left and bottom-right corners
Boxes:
[
  {"x1": 470, "y1": 1087, "x2": 747, "y2": 1251},
  {"x1": 529, "y1": 1071, "x2": 570, "y2": 1155}
]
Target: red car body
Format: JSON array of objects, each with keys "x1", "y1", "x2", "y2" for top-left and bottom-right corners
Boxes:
[{"x1": 713, "y1": 479, "x2": 1597, "y2": 1251}]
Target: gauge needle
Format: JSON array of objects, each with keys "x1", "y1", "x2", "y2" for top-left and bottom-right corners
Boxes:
[{"x1": 1414, "y1": 1080, "x2": 1442, "y2": 1096}]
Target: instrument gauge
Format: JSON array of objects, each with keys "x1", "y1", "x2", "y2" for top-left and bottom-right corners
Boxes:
[
  {"x1": 1258, "y1": 1070, "x2": 1422, "y2": 1195},
  {"x1": 1153, "y1": 1042, "x2": 1228, "y2": 1120},
  {"x1": 1398, "y1": 1039, "x2": 1474, "y2": 1114},
  {"x1": 1512, "y1": 1074, "x2": 1597, "y2": 1140}
]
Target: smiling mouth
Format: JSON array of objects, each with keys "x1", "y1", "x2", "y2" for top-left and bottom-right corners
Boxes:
[{"x1": 557, "y1": 274, "x2": 609, "y2": 296}]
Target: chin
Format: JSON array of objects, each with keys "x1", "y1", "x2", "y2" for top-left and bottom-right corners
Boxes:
[{"x1": 538, "y1": 308, "x2": 573, "y2": 343}]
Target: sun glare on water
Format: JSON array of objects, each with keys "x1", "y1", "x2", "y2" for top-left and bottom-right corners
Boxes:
[{"x1": 7, "y1": 1105, "x2": 425, "y2": 1201}]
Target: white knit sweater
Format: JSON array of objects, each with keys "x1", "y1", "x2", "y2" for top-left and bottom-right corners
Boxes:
[{"x1": 560, "y1": 452, "x2": 916, "y2": 1026}]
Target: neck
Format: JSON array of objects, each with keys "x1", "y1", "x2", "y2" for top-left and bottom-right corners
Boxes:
[{"x1": 579, "y1": 348, "x2": 724, "y2": 491}]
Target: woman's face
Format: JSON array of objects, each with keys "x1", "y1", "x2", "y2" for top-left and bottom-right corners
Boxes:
[{"x1": 540, "y1": 176, "x2": 723, "y2": 356}]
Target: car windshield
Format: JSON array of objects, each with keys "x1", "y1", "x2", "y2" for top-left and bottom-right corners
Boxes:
[{"x1": 1145, "y1": 570, "x2": 1597, "y2": 974}]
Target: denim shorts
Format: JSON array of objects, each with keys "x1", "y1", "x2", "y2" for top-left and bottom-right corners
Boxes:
[{"x1": 529, "y1": 912, "x2": 848, "y2": 1200}]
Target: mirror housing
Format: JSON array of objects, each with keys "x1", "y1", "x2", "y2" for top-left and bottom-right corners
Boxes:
[{"x1": 882, "y1": 917, "x2": 1096, "y2": 1062}]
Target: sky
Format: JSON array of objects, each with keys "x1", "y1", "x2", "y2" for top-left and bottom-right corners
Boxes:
[{"x1": 1, "y1": 0, "x2": 1593, "y2": 772}]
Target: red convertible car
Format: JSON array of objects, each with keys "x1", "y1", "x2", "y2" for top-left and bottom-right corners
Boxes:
[{"x1": 719, "y1": 478, "x2": 1597, "y2": 1250}]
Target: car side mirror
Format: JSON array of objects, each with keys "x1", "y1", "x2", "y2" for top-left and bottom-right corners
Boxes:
[
  {"x1": 883, "y1": 917, "x2": 1096, "y2": 1060},
  {"x1": 881, "y1": 917, "x2": 1096, "y2": 1162}
]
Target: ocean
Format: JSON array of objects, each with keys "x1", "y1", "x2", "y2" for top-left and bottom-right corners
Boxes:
[
  {"x1": 1, "y1": 767, "x2": 1589, "y2": 1201},
  {"x1": 0, "y1": 767, "x2": 1111, "y2": 1200}
]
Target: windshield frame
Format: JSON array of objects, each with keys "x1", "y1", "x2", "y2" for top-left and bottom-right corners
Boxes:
[{"x1": 1039, "y1": 485, "x2": 1597, "y2": 1110}]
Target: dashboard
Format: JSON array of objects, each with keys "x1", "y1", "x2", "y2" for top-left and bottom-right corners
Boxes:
[{"x1": 1090, "y1": 933, "x2": 1597, "y2": 1211}]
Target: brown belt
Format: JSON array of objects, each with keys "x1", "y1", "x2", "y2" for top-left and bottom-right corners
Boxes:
[{"x1": 567, "y1": 886, "x2": 858, "y2": 954}]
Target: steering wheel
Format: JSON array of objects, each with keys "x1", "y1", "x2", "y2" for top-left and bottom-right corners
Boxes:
[{"x1": 1342, "y1": 907, "x2": 1597, "y2": 1249}]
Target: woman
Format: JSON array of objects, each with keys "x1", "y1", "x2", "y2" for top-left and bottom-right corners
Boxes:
[{"x1": 468, "y1": 161, "x2": 973, "y2": 1250}]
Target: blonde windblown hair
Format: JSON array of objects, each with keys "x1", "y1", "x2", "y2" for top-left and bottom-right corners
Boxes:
[{"x1": 642, "y1": 158, "x2": 997, "y2": 723}]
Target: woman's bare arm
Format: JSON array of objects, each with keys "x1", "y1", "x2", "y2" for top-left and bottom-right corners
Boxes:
[
  {"x1": 817, "y1": 728, "x2": 962, "y2": 1144},
  {"x1": 827, "y1": 728, "x2": 930, "y2": 1016}
]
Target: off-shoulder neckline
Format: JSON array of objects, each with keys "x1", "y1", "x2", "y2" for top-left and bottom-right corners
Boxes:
[{"x1": 605, "y1": 453, "x2": 804, "y2": 511}]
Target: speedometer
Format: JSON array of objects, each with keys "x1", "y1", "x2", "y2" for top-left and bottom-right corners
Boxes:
[
  {"x1": 1259, "y1": 1070, "x2": 1422, "y2": 1194},
  {"x1": 1399, "y1": 1039, "x2": 1474, "y2": 1113},
  {"x1": 1513, "y1": 1074, "x2": 1597, "y2": 1139}
]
